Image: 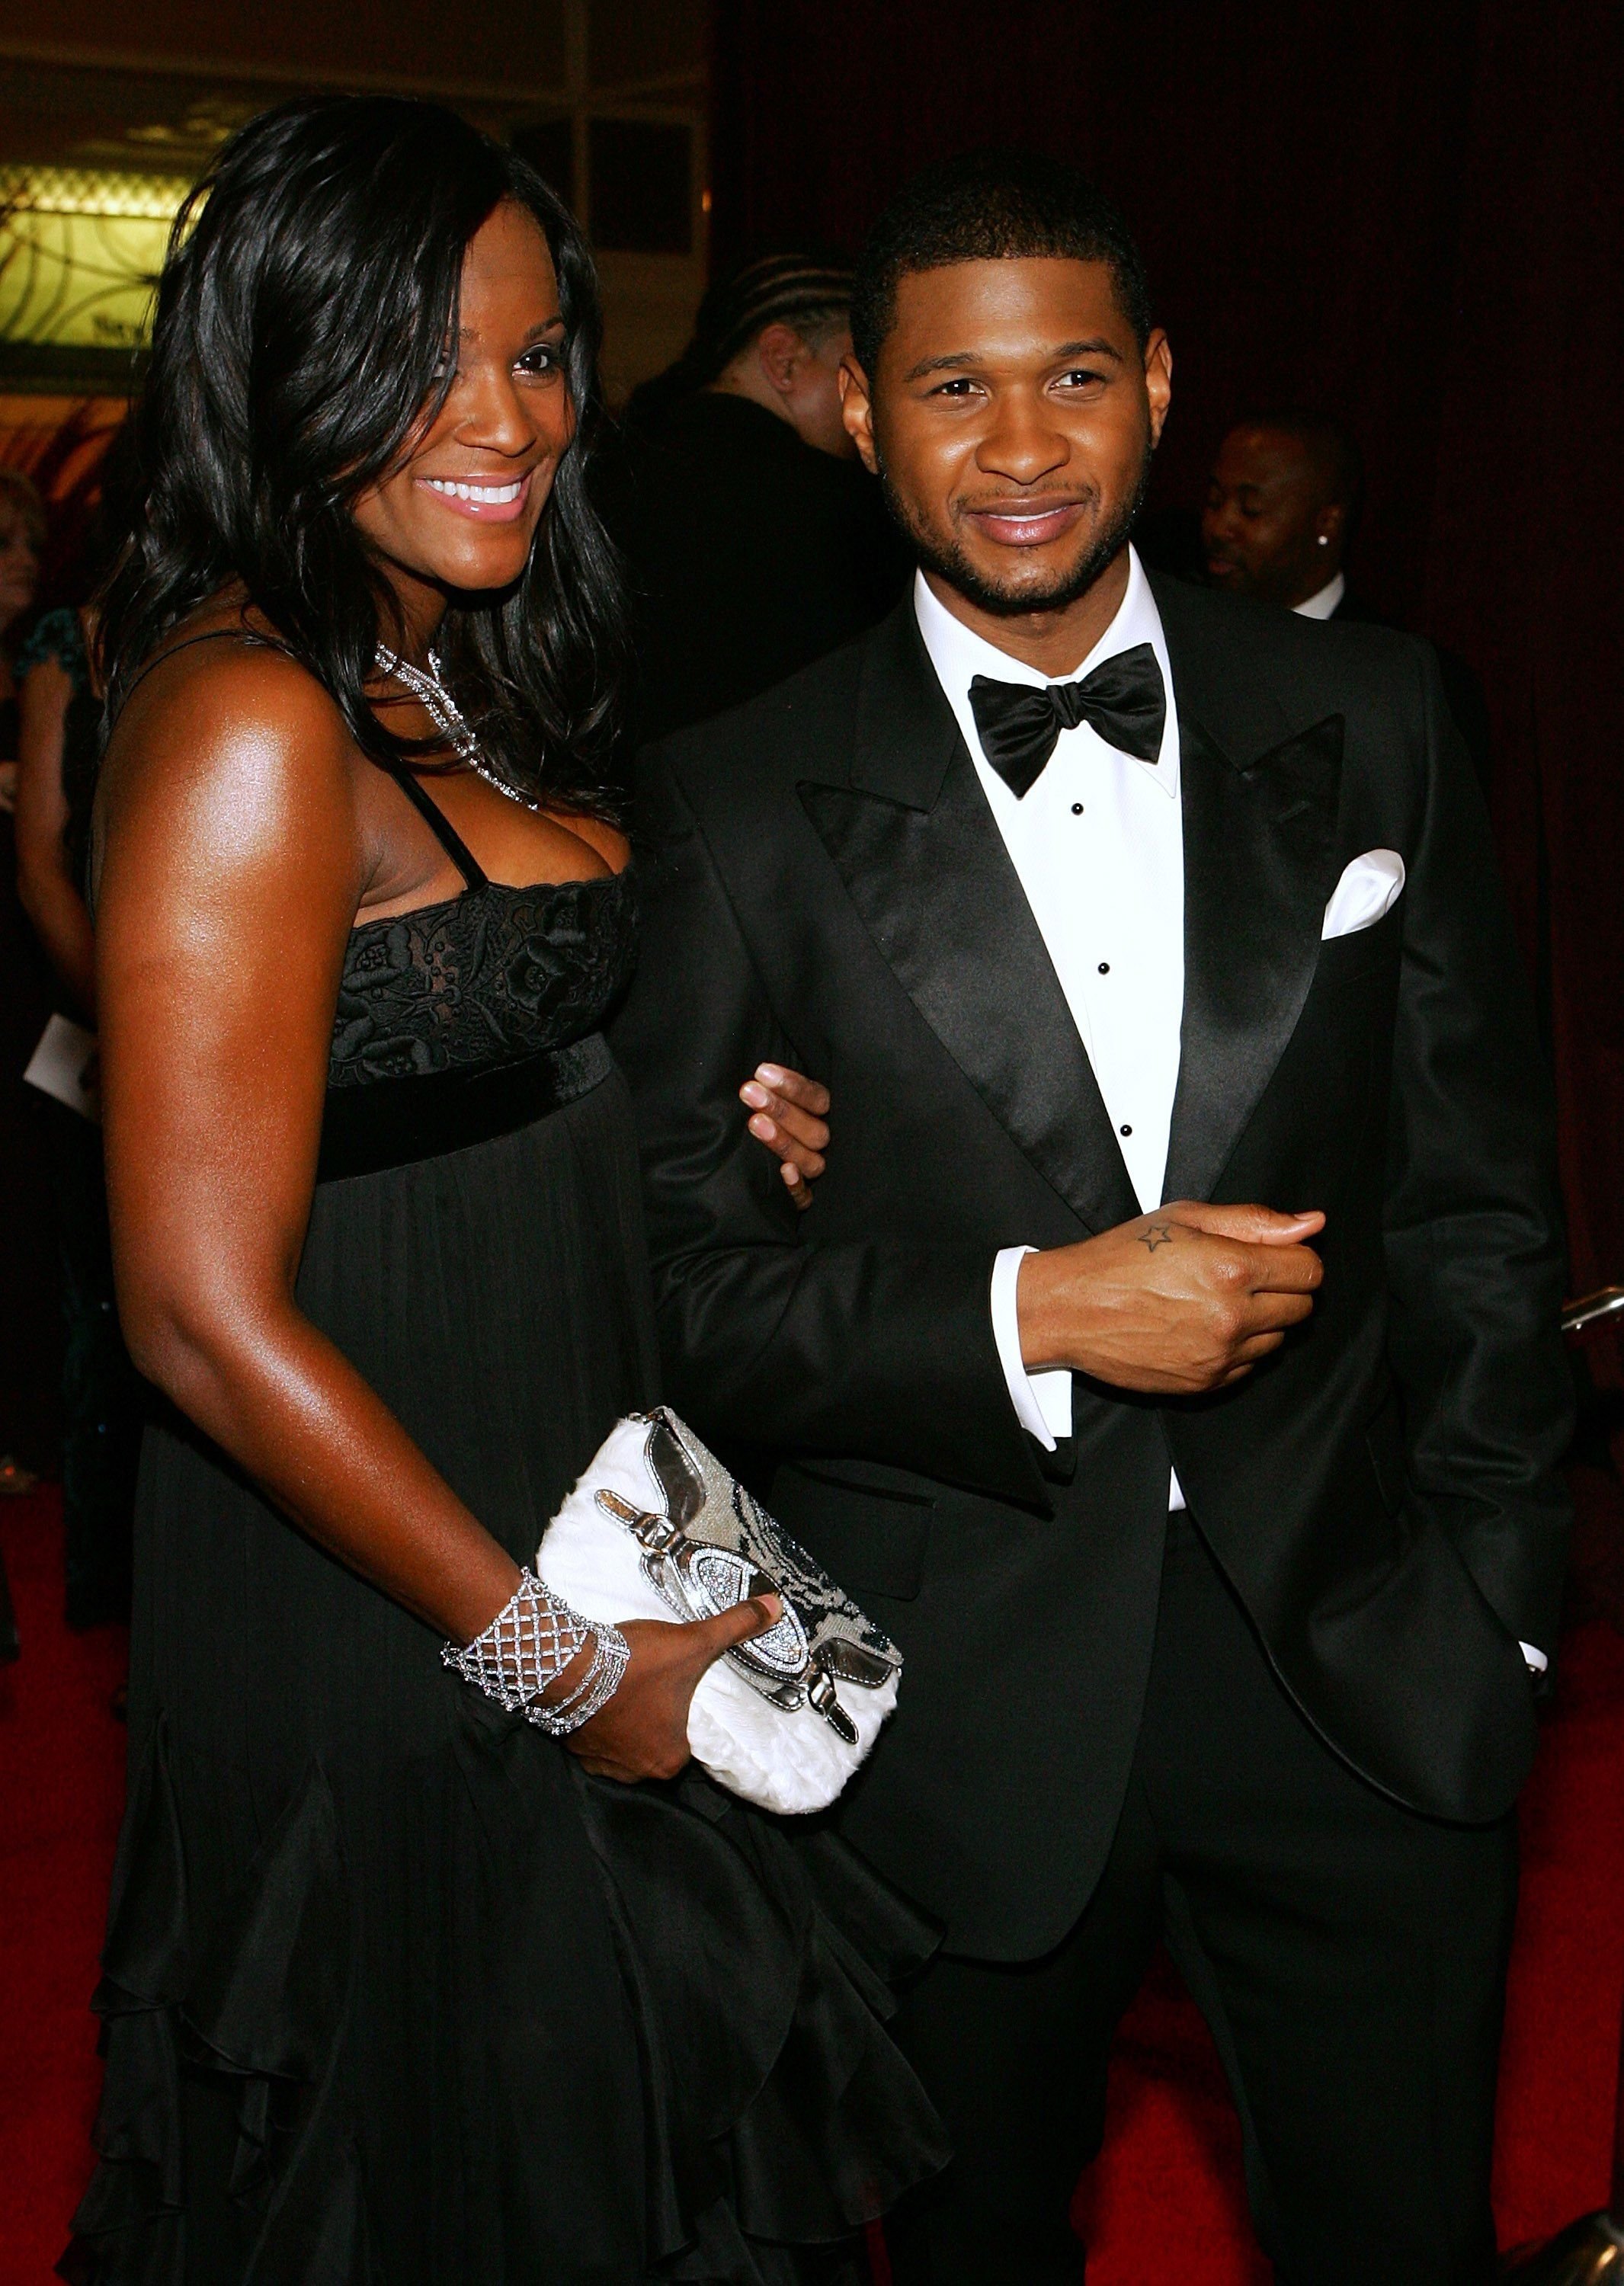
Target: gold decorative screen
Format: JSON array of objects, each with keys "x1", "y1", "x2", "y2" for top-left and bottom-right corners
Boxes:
[{"x1": 0, "y1": 168, "x2": 193, "y2": 352}]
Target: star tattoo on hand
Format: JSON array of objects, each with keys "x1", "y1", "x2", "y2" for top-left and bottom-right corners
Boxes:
[{"x1": 1137, "y1": 1222, "x2": 1177, "y2": 1252}]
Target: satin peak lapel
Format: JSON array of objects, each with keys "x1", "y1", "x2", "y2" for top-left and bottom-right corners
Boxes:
[
  {"x1": 1162, "y1": 712, "x2": 1344, "y2": 1203},
  {"x1": 798, "y1": 611, "x2": 1139, "y2": 1234}
]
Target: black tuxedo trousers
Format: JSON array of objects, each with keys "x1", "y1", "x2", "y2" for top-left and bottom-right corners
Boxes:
[
  {"x1": 609, "y1": 575, "x2": 1570, "y2": 2271},
  {"x1": 883, "y1": 1513, "x2": 1517, "y2": 2284}
]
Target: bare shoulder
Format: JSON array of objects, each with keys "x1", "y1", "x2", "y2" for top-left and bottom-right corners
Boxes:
[
  {"x1": 108, "y1": 632, "x2": 351, "y2": 784},
  {"x1": 101, "y1": 632, "x2": 362, "y2": 882}
]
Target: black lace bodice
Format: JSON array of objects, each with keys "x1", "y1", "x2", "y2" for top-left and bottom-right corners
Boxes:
[
  {"x1": 330, "y1": 870, "x2": 636, "y2": 1089},
  {"x1": 309, "y1": 760, "x2": 640, "y2": 1184}
]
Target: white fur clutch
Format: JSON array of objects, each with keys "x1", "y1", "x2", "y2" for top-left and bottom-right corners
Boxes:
[{"x1": 537, "y1": 1410, "x2": 902, "y2": 1815}]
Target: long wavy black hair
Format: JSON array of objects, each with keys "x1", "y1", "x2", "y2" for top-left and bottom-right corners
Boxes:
[{"x1": 100, "y1": 96, "x2": 629, "y2": 815}]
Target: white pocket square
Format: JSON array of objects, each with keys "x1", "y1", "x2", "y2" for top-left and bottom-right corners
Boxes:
[{"x1": 1321, "y1": 849, "x2": 1405, "y2": 940}]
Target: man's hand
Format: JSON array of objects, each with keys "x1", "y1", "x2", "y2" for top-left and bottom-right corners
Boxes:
[
  {"x1": 740, "y1": 1063, "x2": 830, "y2": 1212},
  {"x1": 1017, "y1": 1203, "x2": 1326, "y2": 1395},
  {"x1": 566, "y1": 1594, "x2": 783, "y2": 1782}
]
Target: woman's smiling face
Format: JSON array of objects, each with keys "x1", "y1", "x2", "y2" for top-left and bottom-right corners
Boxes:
[{"x1": 351, "y1": 199, "x2": 574, "y2": 610}]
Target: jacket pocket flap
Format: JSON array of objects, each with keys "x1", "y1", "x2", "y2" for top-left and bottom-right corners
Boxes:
[{"x1": 771, "y1": 1462, "x2": 935, "y2": 1603}]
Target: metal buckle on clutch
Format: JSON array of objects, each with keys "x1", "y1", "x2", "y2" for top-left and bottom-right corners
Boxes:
[
  {"x1": 597, "y1": 1487, "x2": 812, "y2": 1680},
  {"x1": 597, "y1": 1412, "x2": 884, "y2": 1743},
  {"x1": 594, "y1": 1485, "x2": 862, "y2": 1725}
]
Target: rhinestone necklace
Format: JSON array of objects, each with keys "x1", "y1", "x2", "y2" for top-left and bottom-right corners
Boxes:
[{"x1": 374, "y1": 644, "x2": 541, "y2": 812}]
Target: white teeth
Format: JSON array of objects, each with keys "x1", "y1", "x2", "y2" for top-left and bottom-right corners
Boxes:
[{"x1": 424, "y1": 478, "x2": 524, "y2": 503}]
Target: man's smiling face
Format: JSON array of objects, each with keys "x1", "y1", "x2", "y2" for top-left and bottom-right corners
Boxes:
[{"x1": 842, "y1": 255, "x2": 1171, "y2": 619}]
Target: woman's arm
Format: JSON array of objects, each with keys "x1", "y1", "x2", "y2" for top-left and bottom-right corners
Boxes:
[
  {"x1": 97, "y1": 648, "x2": 524, "y2": 1638},
  {"x1": 96, "y1": 648, "x2": 770, "y2": 1775},
  {"x1": 15, "y1": 658, "x2": 97, "y2": 1020}
]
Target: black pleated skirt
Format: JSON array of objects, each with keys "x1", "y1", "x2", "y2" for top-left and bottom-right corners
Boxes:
[{"x1": 64, "y1": 1068, "x2": 946, "y2": 2285}]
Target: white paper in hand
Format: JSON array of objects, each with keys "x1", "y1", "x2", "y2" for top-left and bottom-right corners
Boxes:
[{"x1": 24, "y1": 1014, "x2": 101, "y2": 1122}]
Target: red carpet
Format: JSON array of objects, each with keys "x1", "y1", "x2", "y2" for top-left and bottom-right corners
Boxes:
[
  {"x1": 1, "y1": 1488, "x2": 130, "y2": 2286},
  {"x1": 5, "y1": 1485, "x2": 1624, "y2": 2284}
]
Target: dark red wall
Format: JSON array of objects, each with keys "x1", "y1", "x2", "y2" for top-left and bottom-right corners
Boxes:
[{"x1": 712, "y1": 0, "x2": 1624, "y2": 1350}]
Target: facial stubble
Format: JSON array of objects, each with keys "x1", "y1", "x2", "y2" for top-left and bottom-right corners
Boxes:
[{"x1": 876, "y1": 431, "x2": 1155, "y2": 619}]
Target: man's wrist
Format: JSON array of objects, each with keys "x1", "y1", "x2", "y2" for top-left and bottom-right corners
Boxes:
[
  {"x1": 993, "y1": 1246, "x2": 1072, "y2": 1448},
  {"x1": 1014, "y1": 1243, "x2": 1065, "y2": 1373}
]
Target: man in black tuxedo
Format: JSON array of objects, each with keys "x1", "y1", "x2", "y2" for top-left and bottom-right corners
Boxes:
[{"x1": 610, "y1": 154, "x2": 1571, "y2": 2284}]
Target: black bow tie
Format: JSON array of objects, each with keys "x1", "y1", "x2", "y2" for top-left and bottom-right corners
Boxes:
[{"x1": 968, "y1": 642, "x2": 1167, "y2": 798}]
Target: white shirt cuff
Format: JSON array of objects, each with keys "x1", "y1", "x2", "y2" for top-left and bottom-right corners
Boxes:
[
  {"x1": 991, "y1": 1244, "x2": 1539, "y2": 1593},
  {"x1": 992, "y1": 1248, "x2": 1187, "y2": 1511},
  {"x1": 991, "y1": 1247, "x2": 1072, "y2": 1451},
  {"x1": 1520, "y1": 1642, "x2": 1547, "y2": 1675}
]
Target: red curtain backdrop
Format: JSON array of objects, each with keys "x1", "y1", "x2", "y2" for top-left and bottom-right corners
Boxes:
[{"x1": 709, "y1": 0, "x2": 1624, "y2": 1342}]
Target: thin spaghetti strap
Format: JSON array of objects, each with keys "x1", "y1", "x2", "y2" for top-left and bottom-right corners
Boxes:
[
  {"x1": 123, "y1": 627, "x2": 488, "y2": 891},
  {"x1": 380, "y1": 763, "x2": 488, "y2": 891},
  {"x1": 120, "y1": 627, "x2": 287, "y2": 706}
]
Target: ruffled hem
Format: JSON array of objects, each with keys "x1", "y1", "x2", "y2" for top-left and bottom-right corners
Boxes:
[
  {"x1": 572, "y1": 1766, "x2": 949, "y2": 2281},
  {"x1": 60, "y1": 1720, "x2": 376, "y2": 2286},
  {"x1": 63, "y1": 1712, "x2": 946, "y2": 2285}
]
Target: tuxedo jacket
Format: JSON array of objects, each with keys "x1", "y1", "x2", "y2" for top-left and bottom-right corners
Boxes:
[
  {"x1": 609, "y1": 573, "x2": 1571, "y2": 1961},
  {"x1": 1333, "y1": 587, "x2": 1494, "y2": 792}
]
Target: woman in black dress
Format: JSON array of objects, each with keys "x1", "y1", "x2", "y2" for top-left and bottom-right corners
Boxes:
[{"x1": 68, "y1": 98, "x2": 943, "y2": 2285}]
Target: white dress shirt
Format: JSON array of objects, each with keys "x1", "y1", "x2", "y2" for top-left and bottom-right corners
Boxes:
[
  {"x1": 914, "y1": 551, "x2": 1187, "y2": 1507},
  {"x1": 1293, "y1": 569, "x2": 1346, "y2": 620}
]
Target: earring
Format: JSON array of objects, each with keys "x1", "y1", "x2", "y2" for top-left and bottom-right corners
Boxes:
[{"x1": 1318, "y1": 534, "x2": 1329, "y2": 546}]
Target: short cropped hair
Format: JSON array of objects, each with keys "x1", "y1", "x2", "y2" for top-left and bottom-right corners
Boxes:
[
  {"x1": 850, "y1": 150, "x2": 1152, "y2": 377},
  {"x1": 1229, "y1": 408, "x2": 1363, "y2": 514},
  {"x1": 696, "y1": 252, "x2": 854, "y2": 377},
  {"x1": 622, "y1": 250, "x2": 853, "y2": 431}
]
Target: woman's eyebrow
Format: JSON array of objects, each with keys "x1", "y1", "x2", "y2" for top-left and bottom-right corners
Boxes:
[{"x1": 456, "y1": 312, "x2": 565, "y2": 347}]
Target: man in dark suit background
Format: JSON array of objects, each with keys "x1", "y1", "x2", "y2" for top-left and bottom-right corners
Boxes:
[
  {"x1": 1202, "y1": 408, "x2": 1362, "y2": 619},
  {"x1": 611, "y1": 155, "x2": 1571, "y2": 2284},
  {"x1": 598, "y1": 252, "x2": 908, "y2": 744},
  {"x1": 1203, "y1": 409, "x2": 1493, "y2": 783}
]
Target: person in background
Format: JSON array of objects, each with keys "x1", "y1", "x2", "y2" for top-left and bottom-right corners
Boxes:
[
  {"x1": 15, "y1": 530, "x2": 144, "y2": 1631},
  {"x1": 1203, "y1": 410, "x2": 1491, "y2": 781},
  {"x1": 600, "y1": 252, "x2": 908, "y2": 741},
  {"x1": 0, "y1": 466, "x2": 45, "y2": 789},
  {"x1": 1201, "y1": 409, "x2": 1360, "y2": 617},
  {"x1": 0, "y1": 466, "x2": 47, "y2": 1503}
]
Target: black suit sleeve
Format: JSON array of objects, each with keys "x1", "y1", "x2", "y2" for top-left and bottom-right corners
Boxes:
[
  {"x1": 610, "y1": 752, "x2": 1049, "y2": 1507},
  {"x1": 1382, "y1": 643, "x2": 1572, "y2": 1657}
]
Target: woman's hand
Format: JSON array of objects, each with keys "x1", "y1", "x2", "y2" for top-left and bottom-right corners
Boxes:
[
  {"x1": 739, "y1": 1063, "x2": 830, "y2": 1211},
  {"x1": 567, "y1": 1594, "x2": 782, "y2": 1782}
]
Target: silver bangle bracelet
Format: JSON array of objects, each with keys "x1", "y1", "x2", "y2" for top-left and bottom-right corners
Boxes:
[
  {"x1": 443, "y1": 1569, "x2": 629, "y2": 1736},
  {"x1": 530, "y1": 1625, "x2": 629, "y2": 1735}
]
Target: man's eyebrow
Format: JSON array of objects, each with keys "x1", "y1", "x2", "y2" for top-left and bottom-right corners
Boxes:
[
  {"x1": 901, "y1": 349, "x2": 979, "y2": 382},
  {"x1": 901, "y1": 336, "x2": 1126, "y2": 383}
]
